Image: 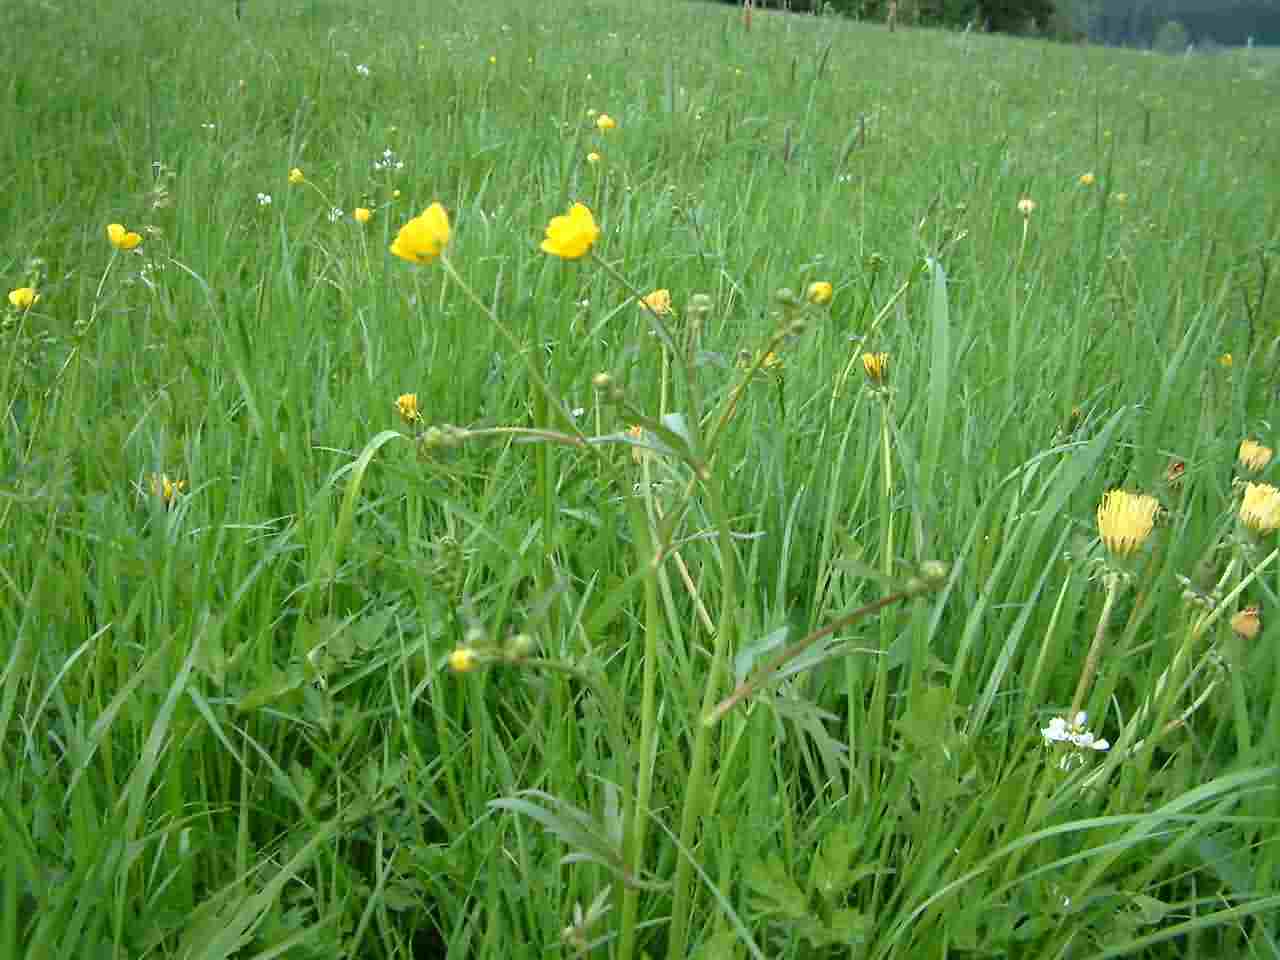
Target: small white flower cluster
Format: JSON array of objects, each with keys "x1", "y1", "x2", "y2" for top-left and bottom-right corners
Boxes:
[
  {"x1": 1042, "y1": 711, "x2": 1110, "y2": 770},
  {"x1": 374, "y1": 148, "x2": 404, "y2": 172},
  {"x1": 327, "y1": 207, "x2": 344, "y2": 223},
  {"x1": 256, "y1": 193, "x2": 272, "y2": 206},
  {"x1": 355, "y1": 63, "x2": 371, "y2": 77}
]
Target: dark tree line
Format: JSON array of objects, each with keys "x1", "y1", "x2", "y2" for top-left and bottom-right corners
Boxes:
[
  {"x1": 719, "y1": 0, "x2": 1056, "y2": 33},
  {"x1": 714, "y1": 0, "x2": 1280, "y2": 44},
  {"x1": 1070, "y1": 0, "x2": 1280, "y2": 46}
]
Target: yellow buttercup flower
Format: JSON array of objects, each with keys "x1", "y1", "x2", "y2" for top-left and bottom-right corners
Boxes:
[
  {"x1": 595, "y1": 113, "x2": 617, "y2": 132},
  {"x1": 1096, "y1": 490, "x2": 1159, "y2": 557},
  {"x1": 806, "y1": 281, "x2": 833, "y2": 306},
  {"x1": 1079, "y1": 172, "x2": 1096, "y2": 187},
  {"x1": 586, "y1": 151, "x2": 602, "y2": 164},
  {"x1": 540, "y1": 203, "x2": 599, "y2": 260},
  {"x1": 288, "y1": 167, "x2": 305, "y2": 185},
  {"x1": 8, "y1": 287, "x2": 40, "y2": 309},
  {"x1": 390, "y1": 202, "x2": 450, "y2": 265},
  {"x1": 107, "y1": 223, "x2": 142, "y2": 251},
  {"x1": 395, "y1": 393, "x2": 421, "y2": 423},
  {"x1": 862, "y1": 352, "x2": 889, "y2": 387},
  {"x1": 150, "y1": 473, "x2": 186, "y2": 507},
  {"x1": 448, "y1": 647, "x2": 478, "y2": 673},
  {"x1": 641, "y1": 289, "x2": 672, "y2": 316},
  {"x1": 1219, "y1": 353, "x2": 1233, "y2": 368},
  {"x1": 1238, "y1": 439, "x2": 1273, "y2": 473},
  {"x1": 354, "y1": 207, "x2": 372, "y2": 224},
  {"x1": 1240, "y1": 482, "x2": 1280, "y2": 534}
]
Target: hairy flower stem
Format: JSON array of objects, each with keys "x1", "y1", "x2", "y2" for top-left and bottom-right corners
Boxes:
[
  {"x1": 705, "y1": 583, "x2": 925, "y2": 724},
  {"x1": 617, "y1": 495, "x2": 662, "y2": 960},
  {"x1": 666, "y1": 489, "x2": 737, "y2": 960},
  {"x1": 1069, "y1": 570, "x2": 1122, "y2": 718},
  {"x1": 869, "y1": 392, "x2": 894, "y2": 788}
]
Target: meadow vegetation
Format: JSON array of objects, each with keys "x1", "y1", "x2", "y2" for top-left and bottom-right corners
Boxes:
[{"x1": 3, "y1": 0, "x2": 1280, "y2": 956}]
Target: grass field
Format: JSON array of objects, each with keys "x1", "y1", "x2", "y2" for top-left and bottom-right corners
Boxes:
[{"x1": 3, "y1": 0, "x2": 1280, "y2": 957}]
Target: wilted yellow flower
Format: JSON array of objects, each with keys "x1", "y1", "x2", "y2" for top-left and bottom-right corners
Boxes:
[
  {"x1": 806, "y1": 281, "x2": 833, "y2": 305},
  {"x1": 862, "y1": 352, "x2": 889, "y2": 387},
  {"x1": 1219, "y1": 353, "x2": 1233, "y2": 368},
  {"x1": 390, "y1": 202, "x2": 450, "y2": 265},
  {"x1": 540, "y1": 203, "x2": 599, "y2": 260},
  {"x1": 395, "y1": 393, "x2": 421, "y2": 423},
  {"x1": 1230, "y1": 605, "x2": 1262, "y2": 641},
  {"x1": 627, "y1": 424, "x2": 647, "y2": 463},
  {"x1": 761, "y1": 351, "x2": 782, "y2": 371},
  {"x1": 1238, "y1": 439, "x2": 1273, "y2": 473},
  {"x1": 1017, "y1": 196, "x2": 1037, "y2": 217},
  {"x1": 1240, "y1": 482, "x2": 1280, "y2": 534},
  {"x1": 1096, "y1": 490, "x2": 1160, "y2": 557},
  {"x1": 8, "y1": 287, "x2": 40, "y2": 309},
  {"x1": 448, "y1": 647, "x2": 478, "y2": 673},
  {"x1": 1165, "y1": 459, "x2": 1186, "y2": 489},
  {"x1": 1079, "y1": 172, "x2": 1096, "y2": 187},
  {"x1": 641, "y1": 289, "x2": 672, "y2": 316},
  {"x1": 150, "y1": 473, "x2": 186, "y2": 506},
  {"x1": 595, "y1": 113, "x2": 617, "y2": 131},
  {"x1": 586, "y1": 151, "x2": 602, "y2": 164},
  {"x1": 288, "y1": 167, "x2": 305, "y2": 185},
  {"x1": 354, "y1": 207, "x2": 372, "y2": 224},
  {"x1": 107, "y1": 223, "x2": 142, "y2": 251}
]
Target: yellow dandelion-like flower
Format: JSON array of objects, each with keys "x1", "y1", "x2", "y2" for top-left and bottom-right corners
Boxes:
[
  {"x1": 448, "y1": 647, "x2": 478, "y2": 673},
  {"x1": 1240, "y1": 482, "x2": 1280, "y2": 534},
  {"x1": 107, "y1": 223, "x2": 142, "y2": 251},
  {"x1": 1230, "y1": 605, "x2": 1262, "y2": 641},
  {"x1": 395, "y1": 393, "x2": 421, "y2": 424},
  {"x1": 1017, "y1": 196, "x2": 1037, "y2": 217},
  {"x1": 288, "y1": 167, "x2": 305, "y2": 185},
  {"x1": 1219, "y1": 353, "x2": 1233, "y2": 368},
  {"x1": 390, "y1": 202, "x2": 450, "y2": 265},
  {"x1": 1096, "y1": 490, "x2": 1160, "y2": 557},
  {"x1": 1078, "y1": 172, "x2": 1096, "y2": 187},
  {"x1": 862, "y1": 352, "x2": 889, "y2": 387},
  {"x1": 595, "y1": 113, "x2": 617, "y2": 132},
  {"x1": 1238, "y1": 439, "x2": 1273, "y2": 473},
  {"x1": 641, "y1": 289, "x2": 672, "y2": 316},
  {"x1": 8, "y1": 287, "x2": 40, "y2": 309},
  {"x1": 392, "y1": 189, "x2": 402, "y2": 199},
  {"x1": 150, "y1": 472, "x2": 186, "y2": 507},
  {"x1": 586, "y1": 151, "x2": 602, "y2": 164},
  {"x1": 354, "y1": 207, "x2": 372, "y2": 224},
  {"x1": 540, "y1": 203, "x2": 599, "y2": 260},
  {"x1": 805, "y1": 281, "x2": 833, "y2": 306}
]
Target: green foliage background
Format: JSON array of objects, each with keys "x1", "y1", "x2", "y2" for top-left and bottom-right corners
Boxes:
[{"x1": 1, "y1": 0, "x2": 1278, "y2": 957}]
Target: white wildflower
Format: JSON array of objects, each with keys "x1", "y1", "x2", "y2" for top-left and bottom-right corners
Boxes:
[
  {"x1": 256, "y1": 192, "x2": 272, "y2": 206},
  {"x1": 328, "y1": 207, "x2": 344, "y2": 223},
  {"x1": 355, "y1": 63, "x2": 371, "y2": 77},
  {"x1": 1041, "y1": 711, "x2": 1110, "y2": 770}
]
